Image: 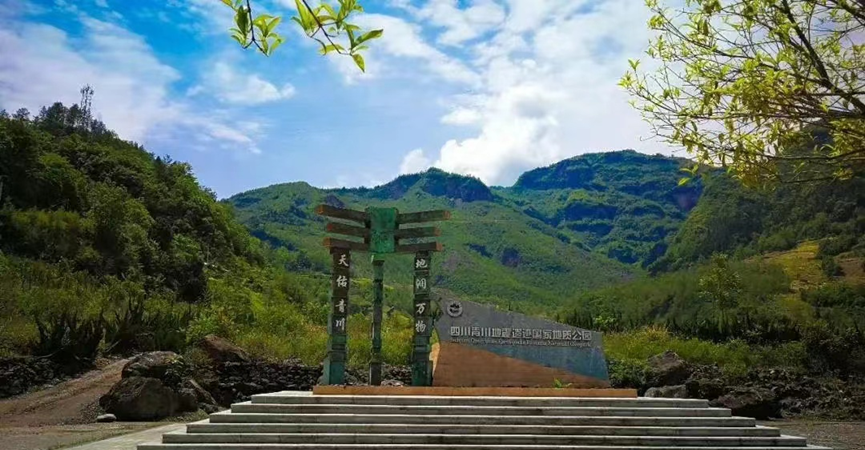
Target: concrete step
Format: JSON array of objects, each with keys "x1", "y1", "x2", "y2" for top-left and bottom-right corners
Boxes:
[
  {"x1": 229, "y1": 403, "x2": 730, "y2": 417},
  {"x1": 161, "y1": 432, "x2": 807, "y2": 446},
  {"x1": 250, "y1": 394, "x2": 709, "y2": 409},
  {"x1": 208, "y1": 412, "x2": 756, "y2": 427},
  {"x1": 186, "y1": 422, "x2": 781, "y2": 437},
  {"x1": 140, "y1": 444, "x2": 831, "y2": 450}
]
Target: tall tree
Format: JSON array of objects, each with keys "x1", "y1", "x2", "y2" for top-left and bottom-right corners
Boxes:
[{"x1": 621, "y1": 0, "x2": 865, "y2": 186}]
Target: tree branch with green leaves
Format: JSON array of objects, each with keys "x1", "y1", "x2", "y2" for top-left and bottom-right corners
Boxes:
[
  {"x1": 220, "y1": 0, "x2": 383, "y2": 72},
  {"x1": 621, "y1": 0, "x2": 865, "y2": 187}
]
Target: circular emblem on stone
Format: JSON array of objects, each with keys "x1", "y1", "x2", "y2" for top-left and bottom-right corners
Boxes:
[{"x1": 446, "y1": 300, "x2": 463, "y2": 318}]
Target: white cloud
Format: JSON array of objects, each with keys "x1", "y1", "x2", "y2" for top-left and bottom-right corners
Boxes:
[
  {"x1": 0, "y1": 14, "x2": 262, "y2": 154},
  {"x1": 414, "y1": 0, "x2": 506, "y2": 46},
  {"x1": 94, "y1": 0, "x2": 108, "y2": 8},
  {"x1": 400, "y1": 148, "x2": 433, "y2": 174},
  {"x1": 339, "y1": 13, "x2": 481, "y2": 86},
  {"x1": 410, "y1": 0, "x2": 676, "y2": 185},
  {"x1": 441, "y1": 107, "x2": 482, "y2": 125},
  {"x1": 191, "y1": 61, "x2": 296, "y2": 105},
  {"x1": 168, "y1": 0, "x2": 234, "y2": 32}
]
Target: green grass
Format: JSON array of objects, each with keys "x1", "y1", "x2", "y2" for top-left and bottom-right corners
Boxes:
[{"x1": 604, "y1": 326, "x2": 807, "y2": 375}]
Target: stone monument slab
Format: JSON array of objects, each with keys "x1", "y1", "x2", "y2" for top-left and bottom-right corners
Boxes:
[{"x1": 432, "y1": 298, "x2": 610, "y2": 388}]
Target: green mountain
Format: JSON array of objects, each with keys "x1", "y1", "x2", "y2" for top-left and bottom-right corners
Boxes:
[
  {"x1": 3, "y1": 98, "x2": 863, "y2": 382},
  {"x1": 226, "y1": 150, "x2": 702, "y2": 313},
  {"x1": 498, "y1": 151, "x2": 702, "y2": 266},
  {"x1": 657, "y1": 171, "x2": 865, "y2": 272}
]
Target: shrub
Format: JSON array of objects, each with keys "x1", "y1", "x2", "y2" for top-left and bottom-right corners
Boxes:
[
  {"x1": 31, "y1": 311, "x2": 104, "y2": 372},
  {"x1": 818, "y1": 235, "x2": 858, "y2": 257},
  {"x1": 607, "y1": 358, "x2": 649, "y2": 390},
  {"x1": 104, "y1": 296, "x2": 193, "y2": 355},
  {"x1": 800, "y1": 320, "x2": 865, "y2": 378},
  {"x1": 820, "y1": 255, "x2": 841, "y2": 277},
  {"x1": 603, "y1": 326, "x2": 801, "y2": 375}
]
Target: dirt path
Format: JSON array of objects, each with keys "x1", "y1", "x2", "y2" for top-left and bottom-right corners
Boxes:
[
  {"x1": 761, "y1": 420, "x2": 865, "y2": 450},
  {"x1": 0, "y1": 358, "x2": 129, "y2": 427},
  {"x1": 0, "y1": 358, "x2": 166, "y2": 450}
]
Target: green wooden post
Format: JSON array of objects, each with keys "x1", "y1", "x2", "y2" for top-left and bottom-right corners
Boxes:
[
  {"x1": 412, "y1": 251, "x2": 433, "y2": 386},
  {"x1": 367, "y1": 207, "x2": 396, "y2": 386},
  {"x1": 370, "y1": 255, "x2": 385, "y2": 385},
  {"x1": 323, "y1": 247, "x2": 350, "y2": 385}
]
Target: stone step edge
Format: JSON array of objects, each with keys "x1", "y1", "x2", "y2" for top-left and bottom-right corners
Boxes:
[
  {"x1": 162, "y1": 430, "x2": 804, "y2": 440},
  {"x1": 234, "y1": 402, "x2": 724, "y2": 411},
  {"x1": 207, "y1": 412, "x2": 755, "y2": 424},
  {"x1": 230, "y1": 404, "x2": 731, "y2": 416},
  {"x1": 185, "y1": 423, "x2": 781, "y2": 436},
  {"x1": 138, "y1": 444, "x2": 832, "y2": 450},
  {"x1": 251, "y1": 394, "x2": 709, "y2": 405},
  {"x1": 160, "y1": 431, "x2": 806, "y2": 443}
]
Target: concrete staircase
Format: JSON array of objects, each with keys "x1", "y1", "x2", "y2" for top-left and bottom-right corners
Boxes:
[{"x1": 138, "y1": 391, "x2": 830, "y2": 450}]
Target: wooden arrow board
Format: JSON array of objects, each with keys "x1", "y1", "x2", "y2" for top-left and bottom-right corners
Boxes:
[{"x1": 315, "y1": 204, "x2": 368, "y2": 224}]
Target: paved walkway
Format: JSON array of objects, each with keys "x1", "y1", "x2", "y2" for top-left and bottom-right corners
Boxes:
[{"x1": 65, "y1": 424, "x2": 183, "y2": 450}]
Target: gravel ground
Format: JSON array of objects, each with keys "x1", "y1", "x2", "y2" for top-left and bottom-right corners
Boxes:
[{"x1": 760, "y1": 420, "x2": 865, "y2": 450}]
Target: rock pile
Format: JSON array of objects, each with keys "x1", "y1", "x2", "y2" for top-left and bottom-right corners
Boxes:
[
  {"x1": 615, "y1": 351, "x2": 865, "y2": 420},
  {"x1": 342, "y1": 364, "x2": 413, "y2": 387},
  {"x1": 99, "y1": 351, "x2": 219, "y2": 421},
  {"x1": 196, "y1": 358, "x2": 321, "y2": 406},
  {"x1": 0, "y1": 357, "x2": 67, "y2": 399}
]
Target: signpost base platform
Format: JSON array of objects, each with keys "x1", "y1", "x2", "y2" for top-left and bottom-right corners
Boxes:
[{"x1": 311, "y1": 385, "x2": 638, "y2": 397}]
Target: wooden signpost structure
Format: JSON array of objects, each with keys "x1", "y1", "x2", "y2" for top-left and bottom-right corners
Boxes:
[{"x1": 316, "y1": 204, "x2": 450, "y2": 386}]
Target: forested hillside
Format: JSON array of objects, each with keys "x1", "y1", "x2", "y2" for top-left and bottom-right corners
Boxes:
[
  {"x1": 227, "y1": 135, "x2": 864, "y2": 382},
  {"x1": 2, "y1": 99, "x2": 863, "y2": 388},
  {"x1": 656, "y1": 171, "x2": 865, "y2": 273},
  {"x1": 226, "y1": 151, "x2": 708, "y2": 312},
  {"x1": 498, "y1": 151, "x2": 702, "y2": 266},
  {"x1": 228, "y1": 168, "x2": 642, "y2": 313},
  {"x1": 0, "y1": 103, "x2": 412, "y2": 369}
]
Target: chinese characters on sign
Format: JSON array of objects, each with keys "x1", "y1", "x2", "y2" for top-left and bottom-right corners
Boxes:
[
  {"x1": 448, "y1": 325, "x2": 594, "y2": 348},
  {"x1": 412, "y1": 251, "x2": 433, "y2": 385},
  {"x1": 325, "y1": 248, "x2": 351, "y2": 383},
  {"x1": 450, "y1": 326, "x2": 593, "y2": 340}
]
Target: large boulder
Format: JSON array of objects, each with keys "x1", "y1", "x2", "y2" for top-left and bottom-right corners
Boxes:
[
  {"x1": 122, "y1": 351, "x2": 186, "y2": 382},
  {"x1": 712, "y1": 387, "x2": 780, "y2": 420},
  {"x1": 647, "y1": 351, "x2": 692, "y2": 387},
  {"x1": 183, "y1": 378, "x2": 218, "y2": 407},
  {"x1": 645, "y1": 385, "x2": 688, "y2": 399},
  {"x1": 99, "y1": 376, "x2": 179, "y2": 421},
  {"x1": 685, "y1": 364, "x2": 729, "y2": 400},
  {"x1": 197, "y1": 335, "x2": 250, "y2": 364},
  {"x1": 177, "y1": 388, "x2": 199, "y2": 413}
]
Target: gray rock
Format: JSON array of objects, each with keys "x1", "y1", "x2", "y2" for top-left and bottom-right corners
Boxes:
[
  {"x1": 99, "y1": 376, "x2": 179, "y2": 421},
  {"x1": 712, "y1": 387, "x2": 780, "y2": 420},
  {"x1": 95, "y1": 413, "x2": 116, "y2": 423},
  {"x1": 197, "y1": 335, "x2": 250, "y2": 364},
  {"x1": 201, "y1": 403, "x2": 221, "y2": 414},
  {"x1": 183, "y1": 378, "x2": 218, "y2": 406},
  {"x1": 177, "y1": 388, "x2": 198, "y2": 413},
  {"x1": 382, "y1": 379, "x2": 404, "y2": 387},
  {"x1": 647, "y1": 351, "x2": 692, "y2": 387},
  {"x1": 122, "y1": 352, "x2": 185, "y2": 380},
  {"x1": 645, "y1": 384, "x2": 688, "y2": 398}
]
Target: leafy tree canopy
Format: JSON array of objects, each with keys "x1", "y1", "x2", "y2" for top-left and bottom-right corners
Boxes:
[
  {"x1": 622, "y1": 0, "x2": 865, "y2": 186},
  {"x1": 221, "y1": 0, "x2": 382, "y2": 72}
]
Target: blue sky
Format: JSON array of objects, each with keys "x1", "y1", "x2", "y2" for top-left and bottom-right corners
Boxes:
[{"x1": 0, "y1": 0, "x2": 679, "y2": 198}]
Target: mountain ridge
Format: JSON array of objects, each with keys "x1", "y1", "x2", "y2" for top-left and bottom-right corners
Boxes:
[{"x1": 225, "y1": 149, "x2": 701, "y2": 312}]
